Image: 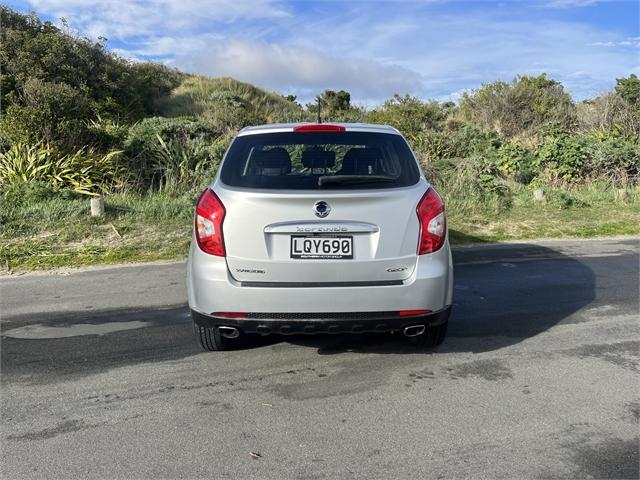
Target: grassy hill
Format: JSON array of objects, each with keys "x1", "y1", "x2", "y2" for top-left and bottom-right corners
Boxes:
[{"x1": 157, "y1": 76, "x2": 303, "y2": 125}]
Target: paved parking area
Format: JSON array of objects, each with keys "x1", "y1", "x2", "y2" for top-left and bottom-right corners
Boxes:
[{"x1": 1, "y1": 238, "x2": 638, "y2": 479}]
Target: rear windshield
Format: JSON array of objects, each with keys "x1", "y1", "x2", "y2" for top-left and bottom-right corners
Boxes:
[{"x1": 219, "y1": 131, "x2": 420, "y2": 190}]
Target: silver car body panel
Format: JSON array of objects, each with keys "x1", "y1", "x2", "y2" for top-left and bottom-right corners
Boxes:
[
  {"x1": 187, "y1": 239, "x2": 453, "y2": 313},
  {"x1": 219, "y1": 181, "x2": 426, "y2": 283},
  {"x1": 187, "y1": 123, "x2": 453, "y2": 316}
]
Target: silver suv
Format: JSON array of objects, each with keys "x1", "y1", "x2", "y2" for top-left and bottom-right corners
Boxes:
[{"x1": 187, "y1": 123, "x2": 453, "y2": 350}]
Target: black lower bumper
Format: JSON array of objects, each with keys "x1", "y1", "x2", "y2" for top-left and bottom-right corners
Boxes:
[{"x1": 191, "y1": 306, "x2": 451, "y2": 335}]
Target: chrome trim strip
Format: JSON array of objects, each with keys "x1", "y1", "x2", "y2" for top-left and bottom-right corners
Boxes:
[
  {"x1": 239, "y1": 280, "x2": 404, "y2": 288},
  {"x1": 264, "y1": 221, "x2": 379, "y2": 234}
]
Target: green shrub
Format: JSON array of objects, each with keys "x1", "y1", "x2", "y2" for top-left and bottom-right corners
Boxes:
[
  {"x1": 615, "y1": 74, "x2": 640, "y2": 106},
  {"x1": 459, "y1": 74, "x2": 576, "y2": 140},
  {"x1": 366, "y1": 95, "x2": 449, "y2": 141},
  {"x1": 0, "y1": 181, "x2": 86, "y2": 237},
  {"x1": 586, "y1": 135, "x2": 639, "y2": 182},
  {"x1": 536, "y1": 130, "x2": 588, "y2": 182},
  {"x1": 535, "y1": 129, "x2": 639, "y2": 184},
  {"x1": 1, "y1": 6, "x2": 183, "y2": 124},
  {"x1": 546, "y1": 190, "x2": 588, "y2": 210},
  {"x1": 1, "y1": 180, "x2": 80, "y2": 207},
  {"x1": 149, "y1": 134, "x2": 227, "y2": 191},
  {"x1": 86, "y1": 116, "x2": 130, "y2": 151},
  {"x1": 414, "y1": 125, "x2": 501, "y2": 176},
  {"x1": 0, "y1": 78, "x2": 94, "y2": 149},
  {"x1": 0, "y1": 6, "x2": 184, "y2": 155},
  {"x1": 124, "y1": 117, "x2": 220, "y2": 157},
  {"x1": 123, "y1": 117, "x2": 226, "y2": 190},
  {"x1": 469, "y1": 155, "x2": 510, "y2": 197},
  {"x1": 0, "y1": 143, "x2": 124, "y2": 194},
  {"x1": 497, "y1": 143, "x2": 536, "y2": 184},
  {"x1": 577, "y1": 92, "x2": 639, "y2": 136},
  {"x1": 430, "y1": 155, "x2": 511, "y2": 216},
  {"x1": 0, "y1": 143, "x2": 53, "y2": 184}
]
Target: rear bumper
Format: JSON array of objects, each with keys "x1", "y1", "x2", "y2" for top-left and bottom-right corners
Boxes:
[
  {"x1": 187, "y1": 239, "x2": 454, "y2": 314},
  {"x1": 191, "y1": 306, "x2": 452, "y2": 335}
]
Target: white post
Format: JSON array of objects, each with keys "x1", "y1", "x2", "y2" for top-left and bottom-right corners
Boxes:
[
  {"x1": 90, "y1": 195, "x2": 105, "y2": 216},
  {"x1": 533, "y1": 189, "x2": 545, "y2": 201}
]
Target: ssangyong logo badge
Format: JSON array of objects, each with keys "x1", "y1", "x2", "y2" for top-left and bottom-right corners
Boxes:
[{"x1": 313, "y1": 201, "x2": 331, "y2": 218}]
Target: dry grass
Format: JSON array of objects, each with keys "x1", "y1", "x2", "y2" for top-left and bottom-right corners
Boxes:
[{"x1": 1, "y1": 183, "x2": 638, "y2": 271}]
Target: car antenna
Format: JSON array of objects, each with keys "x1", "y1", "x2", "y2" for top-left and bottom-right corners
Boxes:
[{"x1": 316, "y1": 97, "x2": 322, "y2": 124}]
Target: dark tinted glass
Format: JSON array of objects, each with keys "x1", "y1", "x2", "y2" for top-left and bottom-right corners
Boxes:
[{"x1": 219, "y1": 131, "x2": 420, "y2": 190}]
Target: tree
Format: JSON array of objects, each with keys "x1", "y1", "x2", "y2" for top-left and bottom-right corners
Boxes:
[
  {"x1": 459, "y1": 74, "x2": 576, "y2": 140},
  {"x1": 615, "y1": 74, "x2": 640, "y2": 106},
  {"x1": 577, "y1": 92, "x2": 639, "y2": 136},
  {"x1": 318, "y1": 90, "x2": 351, "y2": 112},
  {"x1": 0, "y1": 6, "x2": 184, "y2": 150},
  {"x1": 306, "y1": 90, "x2": 352, "y2": 120},
  {"x1": 367, "y1": 94, "x2": 448, "y2": 140},
  {"x1": 0, "y1": 78, "x2": 93, "y2": 148},
  {"x1": 0, "y1": 7, "x2": 183, "y2": 120}
]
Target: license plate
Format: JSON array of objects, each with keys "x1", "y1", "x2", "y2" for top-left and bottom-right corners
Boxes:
[{"x1": 290, "y1": 236, "x2": 353, "y2": 259}]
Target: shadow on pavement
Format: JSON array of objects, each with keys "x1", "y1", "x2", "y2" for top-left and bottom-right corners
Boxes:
[
  {"x1": 1, "y1": 243, "x2": 598, "y2": 379},
  {"x1": 1, "y1": 305, "x2": 195, "y2": 382},
  {"x1": 286, "y1": 242, "x2": 597, "y2": 354}
]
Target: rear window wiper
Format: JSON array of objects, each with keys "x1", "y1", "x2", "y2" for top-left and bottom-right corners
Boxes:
[{"x1": 318, "y1": 175, "x2": 398, "y2": 187}]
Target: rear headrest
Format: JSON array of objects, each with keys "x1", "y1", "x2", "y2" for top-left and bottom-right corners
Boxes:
[
  {"x1": 302, "y1": 149, "x2": 335, "y2": 169},
  {"x1": 340, "y1": 147, "x2": 380, "y2": 175},
  {"x1": 251, "y1": 147, "x2": 291, "y2": 174}
]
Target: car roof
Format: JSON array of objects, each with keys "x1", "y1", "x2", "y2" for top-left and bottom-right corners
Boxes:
[{"x1": 236, "y1": 123, "x2": 402, "y2": 137}]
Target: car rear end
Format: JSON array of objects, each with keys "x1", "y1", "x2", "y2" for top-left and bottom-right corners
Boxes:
[{"x1": 187, "y1": 123, "x2": 453, "y2": 350}]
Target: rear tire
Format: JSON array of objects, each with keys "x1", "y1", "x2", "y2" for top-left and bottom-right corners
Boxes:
[
  {"x1": 407, "y1": 321, "x2": 448, "y2": 348},
  {"x1": 194, "y1": 323, "x2": 234, "y2": 351}
]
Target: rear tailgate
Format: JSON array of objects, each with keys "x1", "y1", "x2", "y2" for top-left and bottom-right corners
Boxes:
[
  {"x1": 214, "y1": 127, "x2": 427, "y2": 285},
  {"x1": 220, "y1": 184, "x2": 426, "y2": 284}
]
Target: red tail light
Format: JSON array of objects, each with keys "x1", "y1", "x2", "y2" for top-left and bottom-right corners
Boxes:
[
  {"x1": 417, "y1": 187, "x2": 446, "y2": 254},
  {"x1": 293, "y1": 124, "x2": 346, "y2": 132},
  {"x1": 399, "y1": 309, "x2": 432, "y2": 316},
  {"x1": 212, "y1": 311, "x2": 247, "y2": 319},
  {"x1": 195, "y1": 189, "x2": 226, "y2": 256}
]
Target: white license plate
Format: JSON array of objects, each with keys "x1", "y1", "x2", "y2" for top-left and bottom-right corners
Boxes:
[{"x1": 290, "y1": 236, "x2": 353, "y2": 259}]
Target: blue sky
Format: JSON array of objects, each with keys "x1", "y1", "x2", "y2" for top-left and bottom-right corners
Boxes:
[{"x1": 7, "y1": 0, "x2": 640, "y2": 104}]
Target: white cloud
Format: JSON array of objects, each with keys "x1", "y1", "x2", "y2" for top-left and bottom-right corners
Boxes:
[
  {"x1": 178, "y1": 41, "x2": 424, "y2": 100},
  {"x1": 19, "y1": 0, "x2": 640, "y2": 103},
  {"x1": 125, "y1": 34, "x2": 226, "y2": 58},
  {"x1": 541, "y1": 0, "x2": 600, "y2": 8},
  {"x1": 26, "y1": 0, "x2": 289, "y2": 39},
  {"x1": 110, "y1": 48, "x2": 143, "y2": 62},
  {"x1": 590, "y1": 37, "x2": 640, "y2": 48},
  {"x1": 267, "y1": 9, "x2": 637, "y2": 100}
]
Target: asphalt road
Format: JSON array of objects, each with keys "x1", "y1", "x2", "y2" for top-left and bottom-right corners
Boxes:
[{"x1": 1, "y1": 238, "x2": 638, "y2": 479}]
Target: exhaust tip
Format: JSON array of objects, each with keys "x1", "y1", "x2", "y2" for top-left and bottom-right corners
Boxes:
[
  {"x1": 403, "y1": 325, "x2": 426, "y2": 337},
  {"x1": 218, "y1": 326, "x2": 240, "y2": 339}
]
